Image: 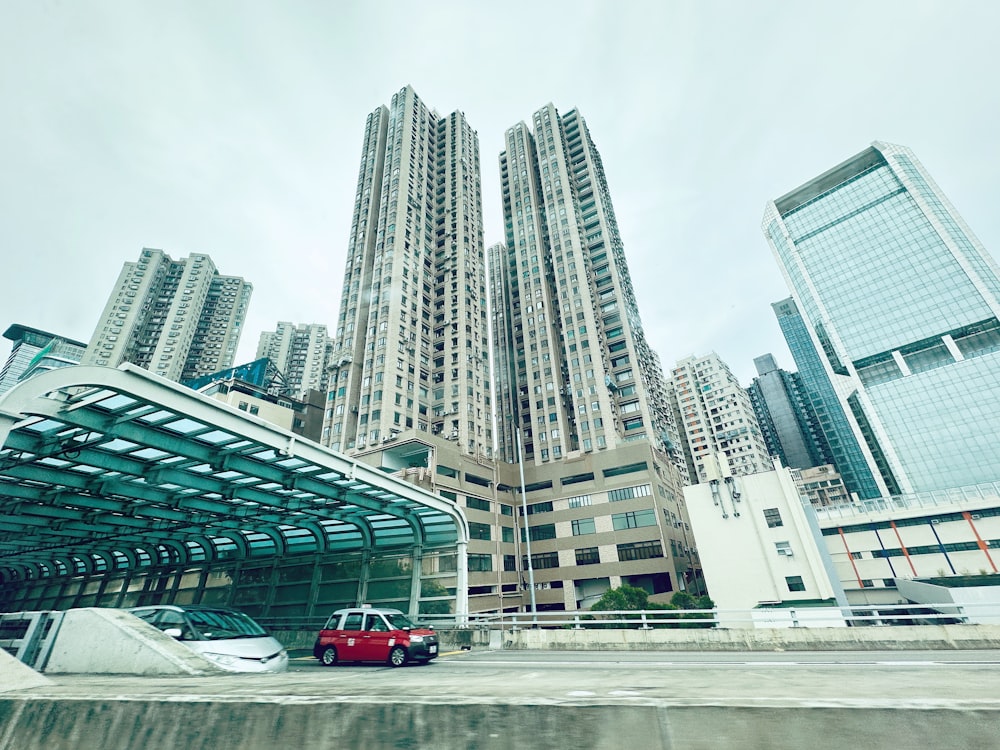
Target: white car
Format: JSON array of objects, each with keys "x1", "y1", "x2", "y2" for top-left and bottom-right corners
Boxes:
[{"x1": 128, "y1": 604, "x2": 288, "y2": 673}]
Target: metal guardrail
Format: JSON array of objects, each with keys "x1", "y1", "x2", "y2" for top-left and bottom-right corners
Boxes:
[
  {"x1": 0, "y1": 610, "x2": 64, "y2": 669},
  {"x1": 256, "y1": 601, "x2": 998, "y2": 632}
]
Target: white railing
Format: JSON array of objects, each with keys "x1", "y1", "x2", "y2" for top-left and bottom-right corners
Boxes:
[
  {"x1": 411, "y1": 601, "x2": 1000, "y2": 630},
  {"x1": 0, "y1": 610, "x2": 65, "y2": 669}
]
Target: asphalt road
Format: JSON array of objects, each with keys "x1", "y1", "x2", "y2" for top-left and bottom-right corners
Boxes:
[
  {"x1": 18, "y1": 648, "x2": 1000, "y2": 709},
  {"x1": 264, "y1": 648, "x2": 1000, "y2": 708}
]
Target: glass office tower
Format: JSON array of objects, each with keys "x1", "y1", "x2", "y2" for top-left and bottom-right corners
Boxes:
[{"x1": 764, "y1": 142, "x2": 1000, "y2": 494}]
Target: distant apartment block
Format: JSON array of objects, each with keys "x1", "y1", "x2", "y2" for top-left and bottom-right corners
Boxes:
[
  {"x1": 791, "y1": 464, "x2": 854, "y2": 508},
  {"x1": 256, "y1": 322, "x2": 333, "y2": 398},
  {"x1": 83, "y1": 248, "x2": 252, "y2": 382},
  {"x1": 488, "y1": 103, "x2": 695, "y2": 601},
  {"x1": 671, "y1": 352, "x2": 770, "y2": 482}
]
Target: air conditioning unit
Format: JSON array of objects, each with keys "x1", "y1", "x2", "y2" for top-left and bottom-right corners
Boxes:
[
  {"x1": 931, "y1": 519, "x2": 941, "y2": 525},
  {"x1": 971, "y1": 514, "x2": 982, "y2": 520}
]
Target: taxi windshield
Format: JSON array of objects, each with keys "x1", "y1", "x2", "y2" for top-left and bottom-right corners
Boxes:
[{"x1": 384, "y1": 612, "x2": 417, "y2": 630}]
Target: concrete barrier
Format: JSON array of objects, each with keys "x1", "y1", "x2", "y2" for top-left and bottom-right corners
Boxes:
[
  {"x1": 0, "y1": 649, "x2": 51, "y2": 693},
  {"x1": 0, "y1": 698, "x2": 997, "y2": 750},
  {"x1": 502, "y1": 623, "x2": 1000, "y2": 650},
  {"x1": 43, "y1": 608, "x2": 224, "y2": 675}
]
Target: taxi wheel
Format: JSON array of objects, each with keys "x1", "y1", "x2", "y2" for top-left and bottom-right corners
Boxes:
[
  {"x1": 388, "y1": 646, "x2": 407, "y2": 668},
  {"x1": 320, "y1": 646, "x2": 338, "y2": 667}
]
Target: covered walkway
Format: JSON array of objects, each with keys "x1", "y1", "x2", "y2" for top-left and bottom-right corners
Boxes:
[{"x1": 0, "y1": 364, "x2": 468, "y2": 618}]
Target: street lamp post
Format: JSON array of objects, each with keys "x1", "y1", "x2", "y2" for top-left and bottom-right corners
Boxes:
[{"x1": 515, "y1": 426, "x2": 536, "y2": 616}]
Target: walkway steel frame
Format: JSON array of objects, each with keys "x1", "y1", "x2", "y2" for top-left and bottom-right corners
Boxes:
[{"x1": 0, "y1": 365, "x2": 468, "y2": 617}]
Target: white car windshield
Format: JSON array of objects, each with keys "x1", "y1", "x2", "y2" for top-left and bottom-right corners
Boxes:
[{"x1": 186, "y1": 609, "x2": 267, "y2": 640}]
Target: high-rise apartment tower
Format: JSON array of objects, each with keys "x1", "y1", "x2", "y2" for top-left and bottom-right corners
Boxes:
[
  {"x1": 322, "y1": 86, "x2": 489, "y2": 456},
  {"x1": 83, "y1": 249, "x2": 252, "y2": 382},
  {"x1": 488, "y1": 104, "x2": 698, "y2": 605},
  {"x1": 491, "y1": 104, "x2": 682, "y2": 471},
  {"x1": 764, "y1": 142, "x2": 1000, "y2": 494},
  {"x1": 320, "y1": 92, "x2": 701, "y2": 611}
]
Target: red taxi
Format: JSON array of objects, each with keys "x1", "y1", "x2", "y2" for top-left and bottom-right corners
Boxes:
[{"x1": 313, "y1": 607, "x2": 439, "y2": 667}]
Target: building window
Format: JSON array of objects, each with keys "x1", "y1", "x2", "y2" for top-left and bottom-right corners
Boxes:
[
  {"x1": 571, "y1": 518, "x2": 596, "y2": 536},
  {"x1": 785, "y1": 575, "x2": 806, "y2": 592},
  {"x1": 466, "y1": 497, "x2": 491, "y2": 512},
  {"x1": 522, "y1": 500, "x2": 553, "y2": 516},
  {"x1": 524, "y1": 524, "x2": 557, "y2": 542},
  {"x1": 575, "y1": 547, "x2": 600, "y2": 565},
  {"x1": 612, "y1": 509, "x2": 657, "y2": 530},
  {"x1": 763, "y1": 508, "x2": 783, "y2": 528},
  {"x1": 468, "y1": 554, "x2": 493, "y2": 572},
  {"x1": 608, "y1": 484, "x2": 652, "y2": 502},
  {"x1": 504, "y1": 555, "x2": 517, "y2": 572},
  {"x1": 469, "y1": 522, "x2": 491, "y2": 541},
  {"x1": 775, "y1": 541, "x2": 793, "y2": 557},
  {"x1": 617, "y1": 541, "x2": 663, "y2": 561},
  {"x1": 524, "y1": 551, "x2": 560, "y2": 570}
]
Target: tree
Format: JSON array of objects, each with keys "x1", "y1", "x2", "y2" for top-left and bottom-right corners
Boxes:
[
  {"x1": 588, "y1": 585, "x2": 677, "y2": 628},
  {"x1": 590, "y1": 584, "x2": 652, "y2": 612},
  {"x1": 670, "y1": 591, "x2": 716, "y2": 628}
]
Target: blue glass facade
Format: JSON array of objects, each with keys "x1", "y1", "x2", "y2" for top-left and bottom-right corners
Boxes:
[
  {"x1": 771, "y1": 299, "x2": 883, "y2": 499},
  {"x1": 764, "y1": 143, "x2": 1000, "y2": 493}
]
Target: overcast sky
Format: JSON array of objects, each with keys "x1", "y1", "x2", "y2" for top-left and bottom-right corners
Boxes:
[{"x1": 3, "y1": 1, "x2": 998, "y2": 385}]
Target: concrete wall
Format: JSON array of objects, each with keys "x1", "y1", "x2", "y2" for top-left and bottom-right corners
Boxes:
[
  {"x1": 0, "y1": 698, "x2": 997, "y2": 750},
  {"x1": 498, "y1": 623, "x2": 1000, "y2": 651},
  {"x1": 0, "y1": 649, "x2": 51, "y2": 693},
  {"x1": 43, "y1": 608, "x2": 223, "y2": 675}
]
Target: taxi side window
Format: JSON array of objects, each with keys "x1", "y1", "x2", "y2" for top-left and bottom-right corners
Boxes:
[
  {"x1": 365, "y1": 614, "x2": 388, "y2": 632},
  {"x1": 342, "y1": 613, "x2": 363, "y2": 631}
]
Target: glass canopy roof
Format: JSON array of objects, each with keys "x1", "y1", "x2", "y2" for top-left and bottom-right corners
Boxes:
[{"x1": 0, "y1": 364, "x2": 468, "y2": 590}]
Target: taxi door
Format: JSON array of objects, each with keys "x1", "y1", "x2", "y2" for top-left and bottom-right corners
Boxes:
[
  {"x1": 337, "y1": 611, "x2": 365, "y2": 660},
  {"x1": 359, "y1": 612, "x2": 392, "y2": 661}
]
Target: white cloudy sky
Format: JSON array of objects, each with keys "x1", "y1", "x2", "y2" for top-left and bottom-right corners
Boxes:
[{"x1": 2, "y1": 1, "x2": 998, "y2": 385}]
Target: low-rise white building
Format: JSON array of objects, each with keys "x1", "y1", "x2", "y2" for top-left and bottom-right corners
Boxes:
[
  {"x1": 686, "y1": 451, "x2": 1000, "y2": 626},
  {"x1": 684, "y1": 454, "x2": 845, "y2": 628}
]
